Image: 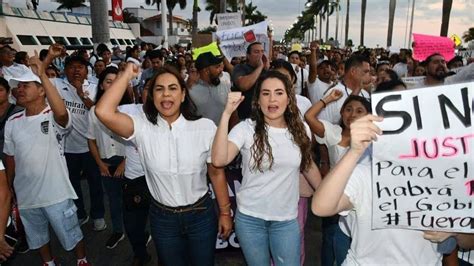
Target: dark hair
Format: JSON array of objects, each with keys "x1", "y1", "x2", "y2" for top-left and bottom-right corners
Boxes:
[
  {"x1": 96, "y1": 67, "x2": 132, "y2": 105},
  {"x1": 344, "y1": 54, "x2": 370, "y2": 73},
  {"x1": 288, "y1": 50, "x2": 300, "y2": 58},
  {"x1": 269, "y1": 59, "x2": 297, "y2": 84},
  {"x1": 126, "y1": 45, "x2": 140, "y2": 59},
  {"x1": 39, "y1": 49, "x2": 49, "y2": 61},
  {"x1": 317, "y1": 60, "x2": 332, "y2": 69},
  {"x1": 447, "y1": 55, "x2": 463, "y2": 69},
  {"x1": 0, "y1": 77, "x2": 10, "y2": 92},
  {"x1": 97, "y1": 43, "x2": 110, "y2": 57},
  {"x1": 339, "y1": 95, "x2": 372, "y2": 128},
  {"x1": 246, "y1": 42, "x2": 262, "y2": 55},
  {"x1": 250, "y1": 71, "x2": 312, "y2": 172},
  {"x1": 423, "y1": 53, "x2": 443, "y2": 65},
  {"x1": 143, "y1": 66, "x2": 200, "y2": 124},
  {"x1": 14, "y1": 51, "x2": 28, "y2": 64},
  {"x1": 376, "y1": 61, "x2": 390, "y2": 72},
  {"x1": 376, "y1": 79, "x2": 407, "y2": 93},
  {"x1": 382, "y1": 69, "x2": 400, "y2": 81},
  {"x1": 147, "y1": 50, "x2": 163, "y2": 60}
]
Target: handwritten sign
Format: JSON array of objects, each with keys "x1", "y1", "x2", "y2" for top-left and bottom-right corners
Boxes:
[
  {"x1": 217, "y1": 12, "x2": 242, "y2": 31},
  {"x1": 413, "y1": 33, "x2": 455, "y2": 62},
  {"x1": 401, "y1": 76, "x2": 426, "y2": 89},
  {"x1": 192, "y1": 42, "x2": 221, "y2": 60},
  {"x1": 371, "y1": 82, "x2": 474, "y2": 233},
  {"x1": 216, "y1": 21, "x2": 269, "y2": 59}
]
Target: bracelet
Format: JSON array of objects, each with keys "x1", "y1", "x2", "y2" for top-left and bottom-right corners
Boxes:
[
  {"x1": 320, "y1": 99, "x2": 327, "y2": 108},
  {"x1": 219, "y1": 203, "x2": 231, "y2": 210},
  {"x1": 220, "y1": 212, "x2": 232, "y2": 217}
]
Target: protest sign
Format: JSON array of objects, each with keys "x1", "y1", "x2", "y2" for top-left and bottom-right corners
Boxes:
[
  {"x1": 413, "y1": 33, "x2": 455, "y2": 62},
  {"x1": 192, "y1": 42, "x2": 221, "y2": 60},
  {"x1": 457, "y1": 49, "x2": 473, "y2": 60},
  {"x1": 451, "y1": 34, "x2": 462, "y2": 47},
  {"x1": 216, "y1": 21, "x2": 269, "y2": 59},
  {"x1": 371, "y1": 82, "x2": 474, "y2": 233},
  {"x1": 217, "y1": 12, "x2": 242, "y2": 31},
  {"x1": 291, "y1": 43, "x2": 302, "y2": 52},
  {"x1": 192, "y1": 34, "x2": 213, "y2": 49},
  {"x1": 401, "y1": 76, "x2": 425, "y2": 89}
]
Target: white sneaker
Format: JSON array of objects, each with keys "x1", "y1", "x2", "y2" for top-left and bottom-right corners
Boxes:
[{"x1": 93, "y1": 218, "x2": 107, "y2": 231}]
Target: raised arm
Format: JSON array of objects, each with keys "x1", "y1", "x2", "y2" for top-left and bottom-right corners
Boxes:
[
  {"x1": 308, "y1": 41, "x2": 319, "y2": 84},
  {"x1": 304, "y1": 89, "x2": 342, "y2": 138},
  {"x1": 311, "y1": 115, "x2": 383, "y2": 216},
  {"x1": 30, "y1": 49, "x2": 69, "y2": 127},
  {"x1": 234, "y1": 63, "x2": 265, "y2": 92},
  {"x1": 94, "y1": 63, "x2": 138, "y2": 138},
  {"x1": 211, "y1": 92, "x2": 244, "y2": 167}
]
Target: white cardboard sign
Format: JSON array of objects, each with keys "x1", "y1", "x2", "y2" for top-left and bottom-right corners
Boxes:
[
  {"x1": 215, "y1": 21, "x2": 269, "y2": 59},
  {"x1": 371, "y1": 82, "x2": 474, "y2": 233},
  {"x1": 217, "y1": 12, "x2": 242, "y2": 31}
]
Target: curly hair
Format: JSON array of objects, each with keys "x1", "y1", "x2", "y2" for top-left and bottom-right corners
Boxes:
[
  {"x1": 250, "y1": 71, "x2": 313, "y2": 173},
  {"x1": 143, "y1": 66, "x2": 200, "y2": 124}
]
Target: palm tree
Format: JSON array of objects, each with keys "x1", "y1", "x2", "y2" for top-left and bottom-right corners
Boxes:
[
  {"x1": 386, "y1": 0, "x2": 396, "y2": 47},
  {"x1": 56, "y1": 0, "x2": 86, "y2": 12},
  {"x1": 243, "y1": 2, "x2": 266, "y2": 26},
  {"x1": 191, "y1": 0, "x2": 199, "y2": 38},
  {"x1": 360, "y1": 0, "x2": 367, "y2": 46},
  {"x1": 145, "y1": 0, "x2": 187, "y2": 36},
  {"x1": 205, "y1": 0, "x2": 239, "y2": 25},
  {"x1": 344, "y1": 0, "x2": 350, "y2": 47},
  {"x1": 462, "y1": 27, "x2": 474, "y2": 42},
  {"x1": 440, "y1": 0, "x2": 453, "y2": 36},
  {"x1": 90, "y1": 0, "x2": 109, "y2": 45}
]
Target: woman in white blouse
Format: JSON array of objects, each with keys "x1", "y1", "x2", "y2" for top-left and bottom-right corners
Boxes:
[
  {"x1": 94, "y1": 63, "x2": 232, "y2": 266},
  {"x1": 212, "y1": 71, "x2": 321, "y2": 266}
]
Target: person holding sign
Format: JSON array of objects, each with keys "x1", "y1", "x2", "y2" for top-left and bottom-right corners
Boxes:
[
  {"x1": 212, "y1": 71, "x2": 321, "y2": 266},
  {"x1": 94, "y1": 64, "x2": 233, "y2": 266},
  {"x1": 311, "y1": 115, "x2": 442, "y2": 265}
]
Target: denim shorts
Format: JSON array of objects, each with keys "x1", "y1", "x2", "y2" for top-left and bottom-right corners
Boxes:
[{"x1": 19, "y1": 199, "x2": 83, "y2": 251}]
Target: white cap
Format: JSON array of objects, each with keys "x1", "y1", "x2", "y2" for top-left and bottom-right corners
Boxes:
[{"x1": 8, "y1": 70, "x2": 42, "y2": 88}]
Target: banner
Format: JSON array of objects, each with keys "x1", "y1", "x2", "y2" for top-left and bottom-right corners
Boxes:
[
  {"x1": 217, "y1": 12, "x2": 242, "y2": 31},
  {"x1": 413, "y1": 33, "x2": 455, "y2": 62},
  {"x1": 401, "y1": 76, "x2": 425, "y2": 89},
  {"x1": 371, "y1": 82, "x2": 474, "y2": 233},
  {"x1": 111, "y1": 0, "x2": 123, "y2": 22},
  {"x1": 216, "y1": 21, "x2": 269, "y2": 60}
]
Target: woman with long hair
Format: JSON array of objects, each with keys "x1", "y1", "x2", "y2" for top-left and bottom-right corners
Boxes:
[
  {"x1": 212, "y1": 71, "x2": 321, "y2": 265},
  {"x1": 94, "y1": 63, "x2": 232, "y2": 266}
]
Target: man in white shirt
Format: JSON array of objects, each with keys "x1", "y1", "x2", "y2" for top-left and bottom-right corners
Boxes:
[
  {"x1": 0, "y1": 46, "x2": 29, "y2": 80},
  {"x1": 307, "y1": 60, "x2": 333, "y2": 104},
  {"x1": 4, "y1": 47, "x2": 91, "y2": 266},
  {"x1": 50, "y1": 52, "x2": 106, "y2": 230},
  {"x1": 288, "y1": 51, "x2": 309, "y2": 95},
  {"x1": 421, "y1": 53, "x2": 474, "y2": 87}
]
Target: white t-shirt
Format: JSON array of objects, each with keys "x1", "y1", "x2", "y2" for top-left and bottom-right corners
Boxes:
[
  {"x1": 295, "y1": 94, "x2": 312, "y2": 120},
  {"x1": 126, "y1": 114, "x2": 216, "y2": 207},
  {"x1": 118, "y1": 104, "x2": 145, "y2": 179},
  {"x1": 308, "y1": 78, "x2": 332, "y2": 104},
  {"x1": 54, "y1": 78, "x2": 98, "y2": 153},
  {"x1": 318, "y1": 83, "x2": 371, "y2": 124},
  {"x1": 1, "y1": 63, "x2": 30, "y2": 81},
  {"x1": 341, "y1": 164, "x2": 442, "y2": 266},
  {"x1": 229, "y1": 119, "x2": 308, "y2": 221},
  {"x1": 294, "y1": 66, "x2": 309, "y2": 95},
  {"x1": 87, "y1": 106, "x2": 126, "y2": 159},
  {"x1": 3, "y1": 107, "x2": 77, "y2": 209}
]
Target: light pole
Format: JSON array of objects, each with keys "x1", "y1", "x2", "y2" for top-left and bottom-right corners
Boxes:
[{"x1": 407, "y1": 0, "x2": 415, "y2": 48}]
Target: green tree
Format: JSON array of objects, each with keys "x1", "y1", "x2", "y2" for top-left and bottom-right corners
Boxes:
[
  {"x1": 56, "y1": 0, "x2": 86, "y2": 12},
  {"x1": 440, "y1": 0, "x2": 453, "y2": 36},
  {"x1": 462, "y1": 27, "x2": 474, "y2": 42},
  {"x1": 145, "y1": 0, "x2": 187, "y2": 36}
]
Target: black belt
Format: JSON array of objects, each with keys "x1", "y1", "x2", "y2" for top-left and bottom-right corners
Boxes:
[{"x1": 151, "y1": 192, "x2": 210, "y2": 213}]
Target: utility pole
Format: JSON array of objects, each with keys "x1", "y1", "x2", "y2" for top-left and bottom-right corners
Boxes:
[
  {"x1": 407, "y1": 0, "x2": 415, "y2": 48},
  {"x1": 90, "y1": 0, "x2": 110, "y2": 46}
]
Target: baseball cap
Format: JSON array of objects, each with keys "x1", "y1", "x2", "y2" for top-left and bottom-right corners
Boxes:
[
  {"x1": 195, "y1": 52, "x2": 223, "y2": 71},
  {"x1": 8, "y1": 70, "x2": 41, "y2": 88},
  {"x1": 65, "y1": 55, "x2": 89, "y2": 67}
]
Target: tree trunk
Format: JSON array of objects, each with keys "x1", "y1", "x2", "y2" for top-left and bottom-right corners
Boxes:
[
  {"x1": 344, "y1": 0, "x2": 350, "y2": 46},
  {"x1": 325, "y1": 4, "x2": 329, "y2": 42},
  {"x1": 191, "y1": 0, "x2": 198, "y2": 38},
  {"x1": 387, "y1": 0, "x2": 396, "y2": 47},
  {"x1": 90, "y1": 0, "x2": 110, "y2": 46},
  {"x1": 220, "y1": 0, "x2": 226, "y2": 13},
  {"x1": 169, "y1": 8, "x2": 174, "y2": 36},
  {"x1": 360, "y1": 0, "x2": 366, "y2": 46},
  {"x1": 319, "y1": 14, "x2": 323, "y2": 42},
  {"x1": 440, "y1": 0, "x2": 452, "y2": 36}
]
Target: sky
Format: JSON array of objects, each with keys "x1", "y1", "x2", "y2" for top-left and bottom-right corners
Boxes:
[{"x1": 6, "y1": 0, "x2": 474, "y2": 49}]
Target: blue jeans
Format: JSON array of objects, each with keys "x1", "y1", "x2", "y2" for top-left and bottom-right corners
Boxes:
[
  {"x1": 101, "y1": 156, "x2": 125, "y2": 233},
  {"x1": 65, "y1": 152, "x2": 105, "y2": 220},
  {"x1": 149, "y1": 193, "x2": 217, "y2": 266},
  {"x1": 321, "y1": 216, "x2": 351, "y2": 266},
  {"x1": 235, "y1": 210, "x2": 300, "y2": 266},
  {"x1": 123, "y1": 176, "x2": 150, "y2": 260}
]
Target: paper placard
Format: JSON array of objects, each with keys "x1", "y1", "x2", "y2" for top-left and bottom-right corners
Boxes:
[
  {"x1": 401, "y1": 76, "x2": 426, "y2": 89},
  {"x1": 192, "y1": 42, "x2": 221, "y2": 60},
  {"x1": 413, "y1": 33, "x2": 455, "y2": 62},
  {"x1": 371, "y1": 82, "x2": 474, "y2": 233},
  {"x1": 216, "y1": 21, "x2": 269, "y2": 60},
  {"x1": 217, "y1": 12, "x2": 242, "y2": 31}
]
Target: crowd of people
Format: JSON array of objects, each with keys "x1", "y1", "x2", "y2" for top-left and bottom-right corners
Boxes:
[{"x1": 0, "y1": 33, "x2": 473, "y2": 266}]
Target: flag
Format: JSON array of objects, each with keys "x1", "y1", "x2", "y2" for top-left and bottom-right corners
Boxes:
[{"x1": 112, "y1": 0, "x2": 123, "y2": 21}]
